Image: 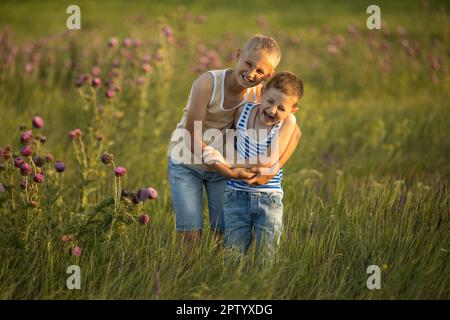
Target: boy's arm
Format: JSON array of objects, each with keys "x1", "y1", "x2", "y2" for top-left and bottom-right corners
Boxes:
[
  {"x1": 185, "y1": 76, "x2": 255, "y2": 179},
  {"x1": 184, "y1": 72, "x2": 213, "y2": 156},
  {"x1": 231, "y1": 113, "x2": 297, "y2": 169},
  {"x1": 246, "y1": 123, "x2": 302, "y2": 185}
]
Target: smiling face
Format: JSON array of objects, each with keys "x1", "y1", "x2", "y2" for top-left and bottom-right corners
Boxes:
[
  {"x1": 258, "y1": 87, "x2": 299, "y2": 126},
  {"x1": 234, "y1": 49, "x2": 275, "y2": 88}
]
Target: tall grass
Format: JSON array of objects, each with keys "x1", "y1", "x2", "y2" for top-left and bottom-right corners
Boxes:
[{"x1": 0, "y1": 1, "x2": 449, "y2": 299}]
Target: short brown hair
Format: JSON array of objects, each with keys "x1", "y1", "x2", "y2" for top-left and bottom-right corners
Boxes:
[
  {"x1": 242, "y1": 35, "x2": 281, "y2": 68},
  {"x1": 264, "y1": 71, "x2": 304, "y2": 101}
]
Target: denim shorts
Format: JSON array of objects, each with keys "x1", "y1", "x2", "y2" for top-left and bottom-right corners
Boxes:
[
  {"x1": 223, "y1": 186, "x2": 283, "y2": 255},
  {"x1": 168, "y1": 156, "x2": 226, "y2": 232}
]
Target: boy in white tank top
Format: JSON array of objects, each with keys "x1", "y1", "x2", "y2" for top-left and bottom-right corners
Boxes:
[{"x1": 167, "y1": 35, "x2": 281, "y2": 245}]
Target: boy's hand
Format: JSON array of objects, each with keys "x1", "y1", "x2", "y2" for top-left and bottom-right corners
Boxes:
[
  {"x1": 230, "y1": 168, "x2": 256, "y2": 180},
  {"x1": 244, "y1": 173, "x2": 275, "y2": 186},
  {"x1": 249, "y1": 162, "x2": 280, "y2": 176}
]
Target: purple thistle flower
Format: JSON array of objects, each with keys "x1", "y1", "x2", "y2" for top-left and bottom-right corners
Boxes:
[
  {"x1": 105, "y1": 89, "x2": 115, "y2": 99},
  {"x1": 138, "y1": 188, "x2": 151, "y2": 202},
  {"x1": 55, "y1": 160, "x2": 65, "y2": 173},
  {"x1": 147, "y1": 187, "x2": 158, "y2": 200},
  {"x1": 39, "y1": 135, "x2": 47, "y2": 144},
  {"x1": 142, "y1": 63, "x2": 152, "y2": 73},
  {"x1": 71, "y1": 246, "x2": 82, "y2": 257},
  {"x1": 32, "y1": 115, "x2": 44, "y2": 129},
  {"x1": 114, "y1": 166, "x2": 127, "y2": 177},
  {"x1": 162, "y1": 26, "x2": 173, "y2": 38},
  {"x1": 45, "y1": 154, "x2": 54, "y2": 163},
  {"x1": 34, "y1": 172, "x2": 44, "y2": 183},
  {"x1": 139, "y1": 214, "x2": 150, "y2": 225},
  {"x1": 108, "y1": 37, "x2": 119, "y2": 48},
  {"x1": 0, "y1": 182, "x2": 5, "y2": 195},
  {"x1": 90, "y1": 66, "x2": 101, "y2": 77},
  {"x1": 69, "y1": 128, "x2": 82, "y2": 139},
  {"x1": 20, "y1": 162, "x2": 31, "y2": 176},
  {"x1": 123, "y1": 38, "x2": 132, "y2": 47},
  {"x1": 20, "y1": 130, "x2": 33, "y2": 144},
  {"x1": 20, "y1": 145, "x2": 32, "y2": 157},
  {"x1": 75, "y1": 74, "x2": 89, "y2": 88},
  {"x1": 20, "y1": 179, "x2": 27, "y2": 190},
  {"x1": 100, "y1": 153, "x2": 112, "y2": 165},
  {"x1": 33, "y1": 156, "x2": 45, "y2": 167},
  {"x1": 14, "y1": 157, "x2": 25, "y2": 168},
  {"x1": 92, "y1": 77, "x2": 102, "y2": 87}
]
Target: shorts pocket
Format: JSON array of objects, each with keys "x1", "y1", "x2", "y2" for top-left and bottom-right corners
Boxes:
[{"x1": 268, "y1": 192, "x2": 283, "y2": 209}]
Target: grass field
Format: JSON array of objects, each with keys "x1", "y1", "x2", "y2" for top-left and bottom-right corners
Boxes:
[{"x1": 0, "y1": 0, "x2": 449, "y2": 299}]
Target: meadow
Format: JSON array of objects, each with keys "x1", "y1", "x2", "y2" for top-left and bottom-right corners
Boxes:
[{"x1": 0, "y1": 0, "x2": 449, "y2": 299}]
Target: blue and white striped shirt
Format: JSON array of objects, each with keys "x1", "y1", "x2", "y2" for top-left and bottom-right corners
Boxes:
[{"x1": 227, "y1": 103, "x2": 283, "y2": 193}]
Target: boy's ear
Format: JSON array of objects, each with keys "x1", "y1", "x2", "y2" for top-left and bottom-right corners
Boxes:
[
  {"x1": 292, "y1": 105, "x2": 299, "y2": 113},
  {"x1": 236, "y1": 49, "x2": 241, "y2": 62}
]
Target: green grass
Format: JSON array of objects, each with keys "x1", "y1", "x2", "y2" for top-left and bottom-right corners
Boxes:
[{"x1": 0, "y1": 0, "x2": 449, "y2": 299}]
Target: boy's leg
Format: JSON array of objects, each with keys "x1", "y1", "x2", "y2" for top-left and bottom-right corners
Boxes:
[
  {"x1": 203, "y1": 170, "x2": 227, "y2": 244},
  {"x1": 168, "y1": 157, "x2": 204, "y2": 245},
  {"x1": 223, "y1": 188, "x2": 252, "y2": 254},
  {"x1": 254, "y1": 192, "x2": 284, "y2": 264}
]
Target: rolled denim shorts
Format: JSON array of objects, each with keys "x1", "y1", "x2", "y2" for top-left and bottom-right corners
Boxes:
[
  {"x1": 223, "y1": 186, "x2": 283, "y2": 253},
  {"x1": 168, "y1": 156, "x2": 226, "y2": 232}
]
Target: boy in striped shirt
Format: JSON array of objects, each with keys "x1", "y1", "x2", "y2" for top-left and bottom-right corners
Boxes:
[{"x1": 205, "y1": 72, "x2": 303, "y2": 261}]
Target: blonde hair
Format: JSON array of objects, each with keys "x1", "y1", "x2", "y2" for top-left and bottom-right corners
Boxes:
[{"x1": 242, "y1": 35, "x2": 281, "y2": 68}]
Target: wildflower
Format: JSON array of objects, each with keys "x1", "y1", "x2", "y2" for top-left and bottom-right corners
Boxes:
[
  {"x1": 20, "y1": 131, "x2": 33, "y2": 144},
  {"x1": 123, "y1": 38, "x2": 132, "y2": 47},
  {"x1": 32, "y1": 115, "x2": 44, "y2": 129},
  {"x1": 92, "y1": 77, "x2": 102, "y2": 87},
  {"x1": 61, "y1": 234, "x2": 75, "y2": 242},
  {"x1": 90, "y1": 66, "x2": 101, "y2": 77},
  {"x1": 100, "y1": 153, "x2": 113, "y2": 165},
  {"x1": 108, "y1": 37, "x2": 119, "y2": 48},
  {"x1": 0, "y1": 182, "x2": 5, "y2": 195},
  {"x1": 121, "y1": 189, "x2": 130, "y2": 198},
  {"x1": 138, "y1": 188, "x2": 151, "y2": 202},
  {"x1": 71, "y1": 246, "x2": 82, "y2": 257},
  {"x1": 162, "y1": 26, "x2": 173, "y2": 38},
  {"x1": 14, "y1": 157, "x2": 25, "y2": 168},
  {"x1": 20, "y1": 162, "x2": 31, "y2": 176},
  {"x1": 33, "y1": 156, "x2": 45, "y2": 167},
  {"x1": 139, "y1": 214, "x2": 150, "y2": 225},
  {"x1": 133, "y1": 39, "x2": 142, "y2": 48},
  {"x1": 34, "y1": 172, "x2": 44, "y2": 183},
  {"x1": 3, "y1": 146, "x2": 12, "y2": 159},
  {"x1": 147, "y1": 187, "x2": 158, "y2": 200},
  {"x1": 69, "y1": 128, "x2": 82, "y2": 139},
  {"x1": 20, "y1": 179, "x2": 27, "y2": 190},
  {"x1": 75, "y1": 74, "x2": 89, "y2": 87},
  {"x1": 39, "y1": 135, "x2": 47, "y2": 144},
  {"x1": 114, "y1": 166, "x2": 127, "y2": 177},
  {"x1": 45, "y1": 154, "x2": 54, "y2": 163},
  {"x1": 112, "y1": 59, "x2": 120, "y2": 68},
  {"x1": 105, "y1": 89, "x2": 115, "y2": 99},
  {"x1": 20, "y1": 145, "x2": 32, "y2": 157},
  {"x1": 142, "y1": 63, "x2": 152, "y2": 73},
  {"x1": 55, "y1": 160, "x2": 65, "y2": 173}
]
